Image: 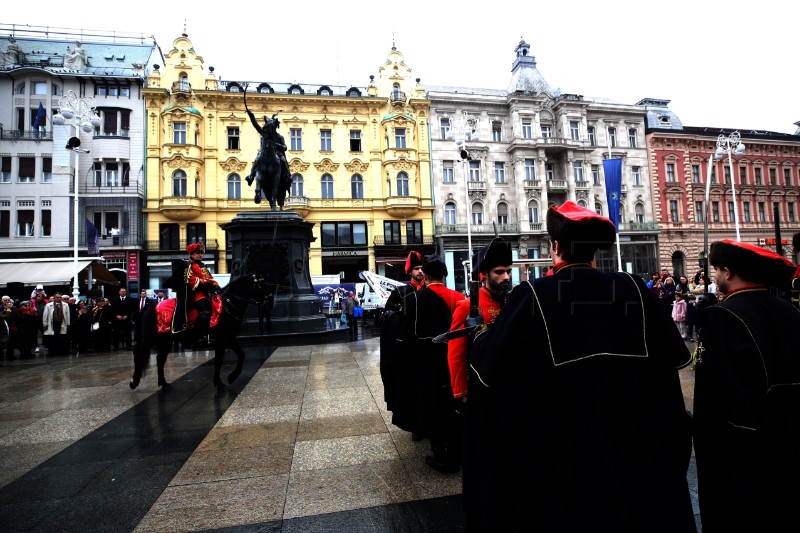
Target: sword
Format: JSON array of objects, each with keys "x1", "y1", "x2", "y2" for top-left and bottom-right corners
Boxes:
[{"x1": 432, "y1": 324, "x2": 481, "y2": 344}]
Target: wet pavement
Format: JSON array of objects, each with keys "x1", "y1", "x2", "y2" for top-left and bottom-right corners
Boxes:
[{"x1": 0, "y1": 327, "x2": 701, "y2": 531}]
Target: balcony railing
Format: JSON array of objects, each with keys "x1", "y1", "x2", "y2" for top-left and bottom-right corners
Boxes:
[
  {"x1": 467, "y1": 180, "x2": 487, "y2": 191},
  {"x1": 373, "y1": 235, "x2": 435, "y2": 246},
  {"x1": 575, "y1": 180, "x2": 591, "y2": 188},
  {"x1": 390, "y1": 90, "x2": 407, "y2": 102},
  {"x1": 523, "y1": 179, "x2": 540, "y2": 188},
  {"x1": 80, "y1": 181, "x2": 144, "y2": 196},
  {"x1": 619, "y1": 222, "x2": 660, "y2": 232},
  {"x1": 145, "y1": 239, "x2": 219, "y2": 252},
  {"x1": 172, "y1": 81, "x2": 192, "y2": 93},
  {"x1": 547, "y1": 179, "x2": 568, "y2": 190},
  {"x1": 0, "y1": 130, "x2": 53, "y2": 141},
  {"x1": 436, "y1": 223, "x2": 519, "y2": 234}
]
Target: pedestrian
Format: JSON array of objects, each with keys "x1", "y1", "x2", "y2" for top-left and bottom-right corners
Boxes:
[
  {"x1": 672, "y1": 292, "x2": 688, "y2": 339},
  {"x1": 685, "y1": 293, "x2": 697, "y2": 341},
  {"x1": 467, "y1": 201, "x2": 696, "y2": 532},
  {"x1": 133, "y1": 290, "x2": 152, "y2": 348},
  {"x1": 110, "y1": 287, "x2": 134, "y2": 350},
  {"x1": 676, "y1": 275, "x2": 691, "y2": 296},
  {"x1": 2, "y1": 296, "x2": 18, "y2": 359},
  {"x1": 693, "y1": 240, "x2": 800, "y2": 532},
  {"x1": 380, "y1": 251, "x2": 425, "y2": 439},
  {"x1": 403, "y1": 254, "x2": 465, "y2": 473},
  {"x1": 15, "y1": 299, "x2": 38, "y2": 358},
  {"x1": 73, "y1": 300, "x2": 92, "y2": 354},
  {"x1": 42, "y1": 292, "x2": 70, "y2": 356},
  {"x1": 344, "y1": 291, "x2": 358, "y2": 341},
  {"x1": 90, "y1": 297, "x2": 113, "y2": 352},
  {"x1": 32, "y1": 290, "x2": 47, "y2": 353}
]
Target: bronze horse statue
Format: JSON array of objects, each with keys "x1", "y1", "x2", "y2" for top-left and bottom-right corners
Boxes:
[{"x1": 244, "y1": 86, "x2": 291, "y2": 211}]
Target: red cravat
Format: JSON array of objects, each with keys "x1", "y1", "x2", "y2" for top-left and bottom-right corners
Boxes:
[{"x1": 140, "y1": 299, "x2": 145, "y2": 311}]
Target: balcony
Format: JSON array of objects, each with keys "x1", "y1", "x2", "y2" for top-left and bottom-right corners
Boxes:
[
  {"x1": 91, "y1": 134, "x2": 131, "y2": 160},
  {"x1": 80, "y1": 181, "x2": 144, "y2": 196},
  {"x1": 172, "y1": 81, "x2": 192, "y2": 94},
  {"x1": 546, "y1": 179, "x2": 568, "y2": 191},
  {"x1": 145, "y1": 239, "x2": 219, "y2": 252},
  {"x1": 284, "y1": 195, "x2": 311, "y2": 217},
  {"x1": 436, "y1": 223, "x2": 519, "y2": 235},
  {"x1": 0, "y1": 130, "x2": 53, "y2": 141},
  {"x1": 523, "y1": 179, "x2": 540, "y2": 189},
  {"x1": 386, "y1": 196, "x2": 421, "y2": 218},
  {"x1": 158, "y1": 196, "x2": 204, "y2": 221},
  {"x1": 163, "y1": 143, "x2": 203, "y2": 160},
  {"x1": 467, "y1": 180, "x2": 487, "y2": 191},
  {"x1": 390, "y1": 90, "x2": 407, "y2": 103},
  {"x1": 619, "y1": 222, "x2": 660, "y2": 232},
  {"x1": 575, "y1": 180, "x2": 591, "y2": 189},
  {"x1": 373, "y1": 235, "x2": 435, "y2": 246}
]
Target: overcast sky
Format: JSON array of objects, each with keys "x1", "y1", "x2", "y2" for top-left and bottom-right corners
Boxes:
[{"x1": 7, "y1": 0, "x2": 799, "y2": 134}]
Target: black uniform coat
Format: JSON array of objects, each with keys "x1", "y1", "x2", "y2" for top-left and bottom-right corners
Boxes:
[
  {"x1": 380, "y1": 284, "x2": 419, "y2": 431},
  {"x1": 694, "y1": 289, "x2": 800, "y2": 533},
  {"x1": 469, "y1": 264, "x2": 695, "y2": 532}
]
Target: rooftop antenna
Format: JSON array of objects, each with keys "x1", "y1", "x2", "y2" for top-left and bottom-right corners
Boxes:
[{"x1": 182, "y1": 19, "x2": 187, "y2": 37}]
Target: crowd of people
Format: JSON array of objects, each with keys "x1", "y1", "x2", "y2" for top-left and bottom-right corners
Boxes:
[{"x1": 379, "y1": 202, "x2": 800, "y2": 532}]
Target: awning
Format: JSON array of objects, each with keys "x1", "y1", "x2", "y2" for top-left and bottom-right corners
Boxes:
[{"x1": 0, "y1": 260, "x2": 120, "y2": 288}]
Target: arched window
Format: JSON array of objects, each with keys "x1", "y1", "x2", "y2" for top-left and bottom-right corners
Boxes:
[
  {"x1": 671, "y1": 251, "x2": 686, "y2": 279},
  {"x1": 290, "y1": 174, "x2": 303, "y2": 197},
  {"x1": 497, "y1": 202, "x2": 509, "y2": 225},
  {"x1": 635, "y1": 203, "x2": 644, "y2": 223},
  {"x1": 619, "y1": 202, "x2": 626, "y2": 223},
  {"x1": 321, "y1": 174, "x2": 334, "y2": 199},
  {"x1": 444, "y1": 202, "x2": 456, "y2": 225},
  {"x1": 172, "y1": 169, "x2": 187, "y2": 197},
  {"x1": 577, "y1": 200, "x2": 587, "y2": 208},
  {"x1": 396, "y1": 172, "x2": 409, "y2": 197},
  {"x1": 528, "y1": 200, "x2": 540, "y2": 224},
  {"x1": 180, "y1": 75, "x2": 189, "y2": 91},
  {"x1": 351, "y1": 174, "x2": 364, "y2": 199},
  {"x1": 257, "y1": 83, "x2": 273, "y2": 94},
  {"x1": 594, "y1": 202, "x2": 603, "y2": 216},
  {"x1": 318, "y1": 86, "x2": 332, "y2": 96},
  {"x1": 227, "y1": 173, "x2": 241, "y2": 199},
  {"x1": 471, "y1": 203, "x2": 483, "y2": 225},
  {"x1": 392, "y1": 84, "x2": 401, "y2": 100}
]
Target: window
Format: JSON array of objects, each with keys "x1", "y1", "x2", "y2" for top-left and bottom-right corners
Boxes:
[
  {"x1": 573, "y1": 161, "x2": 584, "y2": 182},
  {"x1": 227, "y1": 127, "x2": 240, "y2": 150},
  {"x1": 290, "y1": 174, "x2": 303, "y2": 196},
  {"x1": 577, "y1": 200, "x2": 587, "y2": 208},
  {"x1": 290, "y1": 129, "x2": 302, "y2": 151},
  {"x1": 525, "y1": 159, "x2": 536, "y2": 181},
  {"x1": 758, "y1": 202, "x2": 766, "y2": 222},
  {"x1": 15, "y1": 83, "x2": 25, "y2": 95},
  {"x1": 351, "y1": 174, "x2": 364, "y2": 199},
  {"x1": 350, "y1": 130, "x2": 361, "y2": 151},
  {"x1": 120, "y1": 87, "x2": 129, "y2": 97},
  {"x1": 93, "y1": 161, "x2": 130, "y2": 187},
  {"x1": 406, "y1": 221, "x2": 423, "y2": 244},
  {"x1": 789, "y1": 202, "x2": 796, "y2": 222},
  {"x1": 92, "y1": 211, "x2": 119, "y2": 241},
  {"x1": 321, "y1": 222, "x2": 367, "y2": 247},
  {"x1": 595, "y1": 202, "x2": 603, "y2": 215},
  {"x1": 96, "y1": 108, "x2": 130, "y2": 136},
  {"x1": 40, "y1": 209, "x2": 51, "y2": 237},
  {"x1": 740, "y1": 166, "x2": 748, "y2": 184},
  {"x1": 320, "y1": 129, "x2": 332, "y2": 151},
  {"x1": 770, "y1": 168, "x2": 777, "y2": 186},
  {"x1": 492, "y1": 121, "x2": 502, "y2": 142},
  {"x1": 440, "y1": 118, "x2": 451, "y2": 140},
  {"x1": 444, "y1": 202, "x2": 456, "y2": 225},
  {"x1": 227, "y1": 174, "x2": 241, "y2": 199},
  {"x1": 755, "y1": 168, "x2": 763, "y2": 185},
  {"x1": 53, "y1": 84, "x2": 62, "y2": 96},
  {"x1": 173, "y1": 169, "x2": 187, "y2": 197},
  {"x1": 528, "y1": 201, "x2": 540, "y2": 224},
  {"x1": 469, "y1": 161, "x2": 481, "y2": 181},
  {"x1": 588, "y1": 126, "x2": 596, "y2": 146},
  {"x1": 666, "y1": 163, "x2": 676, "y2": 182},
  {"x1": 570, "y1": 121, "x2": 580, "y2": 141},
  {"x1": 522, "y1": 121, "x2": 532, "y2": 139},
  {"x1": 384, "y1": 221, "x2": 401, "y2": 244},
  {"x1": 710, "y1": 165, "x2": 717, "y2": 184},
  {"x1": 395, "y1": 128, "x2": 406, "y2": 148},
  {"x1": 1, "y1": 157, "x2": 10, "y2": 182},
  {"x1": 545, "y1": 163, "x2": 554, "y2": 181},
  {"x1": 16, "y1": 209, "x2": 34, "y2": 237},
  {"x1": 321, "y1": 174, "x2": 334, "y2": 199},
  {"x1": 494, "y1": 162, "x2": 506, "y2": 184},
  {"x1": 289, "y1": 86, "x2": 302, "y2": 95},
  {"x1": 319, "y1": 87, "x2": 331, "y2": 96},
  {"x1": 18, "y1": 157, "x2": 35, "y2": 183},
  {"x1": 471, "y1": 203, "x2": 483, "y2": 225},
  {"x1": 187, "y1": 223, "x2": 206, "y2": 246},
  {"x1": 159, "y1": 223, "x2": 180, "y2": 250},
  {"x1": 105, "y1": 162, "x2": 120, "y2": 186},
  {"x1": 497, "y1": 202, "x2": 509, "y2": 225},
  {"x1": 743, "y1": 201, "x2": 751, "y2": 222},
  {"x1": 692, "y1": 165, "x2": 700, "y2": 183},
  {"x1": 635, "y1": 203, "x2": 644, "y2": 224},
  {"x1": 0, "y1": 210, "x2": 9, "y2": 237},
  {"x1": 42, "y1": 157, "x2": 52, "y2": 183},
  {"x1": 628, "y1": 128, "x2": 638, "y2": 148},
  {"x1": 724, "y1": 166, "x2": 731, "y2": 184},
  {"x1": 173, "y1": 121, "x2": 186, "y2": 144},
  {"x1": 712, "y1": 202, "x2": 720, "y2": 222},
  {"x1": 670, "y1": 200, "x2": 679, "y2": 222},
  {"x1": 541, "y1": 125, "x2": 552, "y2": 138},
  {"x1": 696, "y1": 201, "x2": 704, "y2": 222},
  {"x1": 632, "y1": 166, "x2": 641, "y2": 186},
  {"x1": 592, "y1": 164, "x2": 600, "y2": 185},
  {"x1": 728, "y1": 201, "x2": 735, "y2": 222},
  {"x1": 33, "y1": 82, "x2": 47, "y2": 95},
  {"x1": 608, "y1": 127, "x2": 617, "y2": 148},
  {"x1": 396, "y1": 172, "x2": 409, "y2": 197},
  {"x1": 442, "y1": 161, "x2": 454, "y2": 183},
  {"x1": 784, "y1": 168, "x2": 793, "y2": 186},
  {"x1": 773, "y1": 202, "x2": 781, "y2": 222}
]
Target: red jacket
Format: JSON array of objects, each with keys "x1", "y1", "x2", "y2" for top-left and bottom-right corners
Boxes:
[
  {"x1": 185, "y1": 260, "x2": 219, "y2": 302},
  {"x1": 448, "y1": 287, "x2": 504, "y2": 398}
]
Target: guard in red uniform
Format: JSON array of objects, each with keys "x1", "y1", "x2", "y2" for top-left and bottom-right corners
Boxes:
[{"x1": 173, "y1": 242, "x2": 219, "y2": 334}]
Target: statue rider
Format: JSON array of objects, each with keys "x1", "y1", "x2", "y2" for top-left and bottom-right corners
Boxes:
[{"x1": 244, "y1": 109, "x2": 292, "y2": 197}]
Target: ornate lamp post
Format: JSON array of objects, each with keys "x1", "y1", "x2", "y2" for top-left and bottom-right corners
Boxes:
[
  {"x1": 445, "y1": 111, "x2": 481, "y2": 271},
  {"x1": 52, "y1": 91, "x2": 101, "y2": 300},
  {"x1": 714, "y1": 131, "x2": 746, "y2": 242}
]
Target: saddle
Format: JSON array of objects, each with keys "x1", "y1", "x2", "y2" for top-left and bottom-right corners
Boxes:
[{"x1": 156, "y1": 295, "x2": 223, "y2": 334}]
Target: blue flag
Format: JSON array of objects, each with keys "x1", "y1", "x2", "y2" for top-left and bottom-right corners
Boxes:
[
  {"x1": 86, "y1": 218, "x2": 100, "y2": 255},
  {"x1": 603, "y1": 158, "x2": 623, "y2": 231},
  {"x1": 33, "y1": 103, "x2": 46, "y2": 128}
]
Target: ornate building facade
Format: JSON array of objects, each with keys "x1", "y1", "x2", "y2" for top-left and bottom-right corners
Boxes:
[
  {"x1": 142, "y1": 33, "x2": 434, "y2": 288},
  {"x1": 644, "y1": 99, "x2": 800, "y2": 276},
  {"x1": 428, "y1": 40, "x2": 657, "y2": 290},
  {"x1": 0, "y1": 26, "x2": 157, "y2": 294}
]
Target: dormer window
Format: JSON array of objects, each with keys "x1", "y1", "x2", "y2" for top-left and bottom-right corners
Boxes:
[
  {"x1": 226, "y1": 82, "x2": 243, "y2": 92},
  {"x1": 658, "y1": 115, "x2": 671, "y2": 127},
  {"x1": 347, "y1": 87, "x2": 361, "y2": 97},
  {"x1": 257, "y1": 83, "x2": 273, "y2": 94},
  {"x1": 288, "y1": 84, "x2": 304, "y2": 95},
  {"x1": 317, "y1": 86, "x2": 332, "y2": 96}
]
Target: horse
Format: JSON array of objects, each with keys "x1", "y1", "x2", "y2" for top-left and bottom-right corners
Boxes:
[
  {"x1": 129, "y1": 273, "x2": 267, "y2": 392},
  {"x1": 252, "y1": 125, "x2": 283, "y2": 210}
]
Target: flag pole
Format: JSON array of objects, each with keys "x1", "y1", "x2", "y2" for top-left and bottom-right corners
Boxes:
[{"x1": 607, "y1": 130, "x2": 622, "y2": 271}]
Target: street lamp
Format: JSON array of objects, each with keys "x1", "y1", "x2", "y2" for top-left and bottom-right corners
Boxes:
[
  {"x1": 714, "y1": 131, "x2": 746, "y2": 242},
  {"x1": 444, "y1": 110, "x2": 481, "y2": 273},
  {"x1": 52, "y1": 90, "x2": 101, "y2": 300}
]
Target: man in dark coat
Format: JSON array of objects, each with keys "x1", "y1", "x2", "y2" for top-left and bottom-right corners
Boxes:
[
  {"x1": 132, "y1": 290, "x2": 153, "y2": 348},
  {"x1": 467, "y1": 201, "x2": 696, "y2": 532},
  {"x1": 379, "y1": 251, "x2": 425, "y2": 437},
  {"x1": 109, "y1": 287, "x2": 135, "y2": 350},
  {"x1": 694, "y1": 240, "x2": 800, "y2": 532},
  {"x1": 403, "y1": 255, "x2": 465, "y2": 473}
]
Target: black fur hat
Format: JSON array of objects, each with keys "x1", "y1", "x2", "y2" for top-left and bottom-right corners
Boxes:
[
  {"x1": 405, "y1": 251, "x2": 423, "y2": 274},
  {"x1": 473, "y1": 238, "x2": 513, "y2": 274},
  {"x1": 422, "y1": 254, "x2": 448, "y2": 279}
]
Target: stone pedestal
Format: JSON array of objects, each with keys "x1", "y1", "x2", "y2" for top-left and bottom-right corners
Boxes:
[{"x1": 220, "y1": 211, "x2": 329, "y2": 337}]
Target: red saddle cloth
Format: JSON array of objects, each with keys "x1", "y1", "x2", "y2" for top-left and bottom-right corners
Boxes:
[{"x1": 156, "y1": 295, "x2": 223, "y2": 334}]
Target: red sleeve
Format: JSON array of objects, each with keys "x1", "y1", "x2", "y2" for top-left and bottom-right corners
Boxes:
[
  {"x1": 448, "y1": 300, "x2": 470, "y2": 398},
  {"x1": 187, "y1": 263, "x2": 204, "y2": 289}
]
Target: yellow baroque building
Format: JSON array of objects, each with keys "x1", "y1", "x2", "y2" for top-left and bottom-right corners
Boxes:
[{"x1": 142, "y1": 32, "x2": 434, "y2": 288}]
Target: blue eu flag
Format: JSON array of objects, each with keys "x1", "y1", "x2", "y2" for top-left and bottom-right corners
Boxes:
[
  {"x1": 603, "y1": 158, "x2": 623, "y2": 231},
  {"x1": 33, "y1": 103, "x2": 46, "y2": 128}
]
